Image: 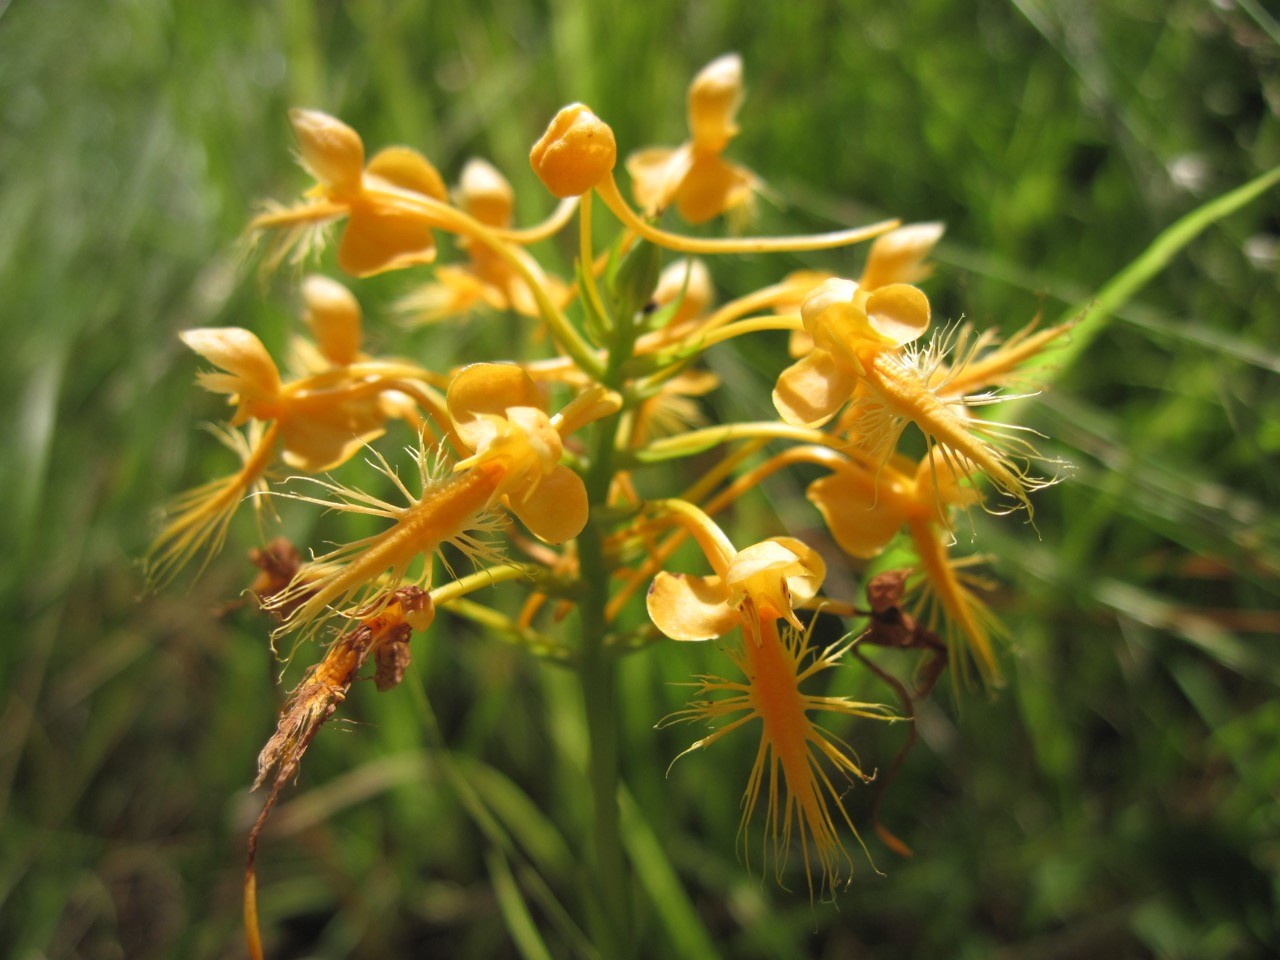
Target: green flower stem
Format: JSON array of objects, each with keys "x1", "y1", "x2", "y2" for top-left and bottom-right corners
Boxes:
[
  {"x1": 439, "y1": 597, "x2": 575, "y2": 664},
  {"x1": 623, "y1": 421, "x2": 838, "y2": 465},
  {"x1": 429, "y1": 562, "x2": 541, "y2": 605},
  {"x1": 570, "y1": 254, "x2": 647, "y2": 955},
  {"x1": 577, "y1": 191, "x2": 612, "y2": 336},
  {"x1": 594, "y1": 173, "x2": 901, "y2": 254}
]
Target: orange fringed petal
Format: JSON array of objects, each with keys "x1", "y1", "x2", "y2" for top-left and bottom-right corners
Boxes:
[{"x1": 647, "y1": 571, "x2": 737, "y2": 642}]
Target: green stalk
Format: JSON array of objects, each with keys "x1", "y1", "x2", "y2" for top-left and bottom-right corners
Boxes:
[{"x1": 573, "y1": 211, "x2": 635, "y2": 959}]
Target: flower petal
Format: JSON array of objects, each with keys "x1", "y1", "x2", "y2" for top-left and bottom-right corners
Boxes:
[
  {"x1": 647, "y1": 571, "x2": 736, "y2": 641},
  {"x1": 772, "y1": 350, "x2": 856, "y2": 428},
  {"x1": 301, "y1": 275, "x2": 362, "y2": 365},
  {"x1": 865, "y1": 284, "x2": 930, "y2": 346},
  {"x1": 769, "y1": 536, "x2": 826, "y2": 603},
  {"x1": 507, "y1": 464, "x2": 587, "y2": 544},
  {"x1": 727, "y1": 539, "x2": 804, "y2": 585},
  {"x1": 181, "y1": 327, "x2": 282, "y2": 412},
  {"x1": 625, "y1": 145, "x2": 693, "y2": 215},
  {"x1": 653, "y1": 258, "x2": 715, "y2": 325},
  {"x1": 365, "y1": 146, "x2": 449, "y2": 202},
  {"x1": 447, "y1": 363, "x2": 544, "y2": 449},
  {"x1": 290, "y1": 109, "x2": 364, "y2": 196},
  {"x1": 859, "y1": 222, "x2": 944, "y2": 290},
  {"x1": 673, "y1": 153, "x2": 756, "y2": 225},
  {"x1": 687, "y1": 53, "x2": 744, "y2": 152},
  {"x1": 281, "y1": 420, "x2": 385, "y2": 473},
  {"x1": 338, "y1": 200, "x2": 438, "y2": 277},
  {"x1": 807, "y1": 469, "x2": 911, "y2": 559},
  {"x1": 459, "y1": 158, "x2": 515, "y2": 227}
]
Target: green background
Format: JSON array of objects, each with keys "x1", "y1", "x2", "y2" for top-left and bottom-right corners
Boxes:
[{"x1": 2, "y1": 0, "x2": 1278, "y2": 957}]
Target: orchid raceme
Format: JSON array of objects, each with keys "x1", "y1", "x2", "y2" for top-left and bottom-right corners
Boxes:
[{"x1": 153, "y1": 51, "x2": 1078, "y2": 958}]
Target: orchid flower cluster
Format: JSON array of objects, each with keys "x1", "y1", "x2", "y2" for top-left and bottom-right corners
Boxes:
[{"x1": 151, "y1": 54, "x2": 1069, "y2": 955}]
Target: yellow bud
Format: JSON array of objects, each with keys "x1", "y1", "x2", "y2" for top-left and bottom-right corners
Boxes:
[
  {"x1": 459, "y1": 158, "x2": 515, "y2": 227},
  {"x1": 301, "y1": 275, "x2": 362, "y2": 365},
  {"x1": 289, "y1": 109, "x2": 365, "y2": 196},
  {"x1": 529, "y1": 104, "x2": 617, "y2": 198},
  {"x1": 688, "y1": 54, "x2": 744, "y2": 152}
]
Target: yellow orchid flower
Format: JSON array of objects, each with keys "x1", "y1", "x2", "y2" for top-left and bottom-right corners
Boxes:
[
  {"x1": 181, "y1": 326, "x2": 390, "y2": 472},
  {"x1": 147, "y1": 297, "x2": 447, "y2": 588},
  {"x1": 646, "y1": 503, "x2": 893, "y2": 895},
  {"x1": 251, "y1": 109, "x2": 451, "y2": 277},
  {"x1": 625, "y1": 54, "x2": 761, "y2": 224},
  {"x1": 805, "y1": 446, "x2": 1003, "y2": 685},
  {"x1": 265, "y1": 363, "x2": 619, "y2": 638},
  {"x1": 774, "y1": 277, "x2": 1058, "y2": 512}
]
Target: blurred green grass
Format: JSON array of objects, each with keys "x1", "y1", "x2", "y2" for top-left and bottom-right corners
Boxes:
[{"x1": 2, "y1": 0, "x2": 1278, "y2": 957}]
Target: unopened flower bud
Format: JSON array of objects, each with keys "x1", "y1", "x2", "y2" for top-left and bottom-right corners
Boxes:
[
  {"x1": 289, "y1": 109, "x2": 365, "y2": 196},
  {"x1": 688, "y1": 54, "x2": 744, "y2": 152},
  {"x1": 529, "y1": 104, "x2": 617, "y2": 198}
]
